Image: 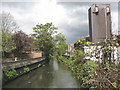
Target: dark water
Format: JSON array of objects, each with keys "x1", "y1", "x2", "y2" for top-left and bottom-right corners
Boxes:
[{"x1": 3, "y1": 59, "x2": 80, "y2": 88}]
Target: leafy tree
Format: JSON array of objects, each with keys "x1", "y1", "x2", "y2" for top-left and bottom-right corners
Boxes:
[
  {"x1": 32, "y1": 23, "x2": 59, "y2": 61},
  {"x1": 0, "y1": 12, "x2": 18, "y2": 57},
  {"x1": 1, "y1": 29, "x2": 15, "y2": 55},
  {"x1": 55, "y1": 33, "x2": 67, "y2": 57},
  {"x1": 13, "y1": 30, "x2": 34, "y2": 55}
]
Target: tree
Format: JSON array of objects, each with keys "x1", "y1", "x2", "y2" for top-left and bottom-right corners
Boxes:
[
  {"x1": 13, "y1": 30, "x2": 34, "y2": 55},
  {"x1": 32, "y1": 23, "x2": 58, "y2": 61},
  {"x1": 1, "y1": 29, "x2": 14, "y2": 54},
  {"x1": 55, "y1": 33, "x2": 67, "y2": 57},
  {"x1": 0, "y1": 12, "x2": 18, "y2": 32},
  {"x1": 0, "y1": 12, "x2": 18, "y2": 57}
]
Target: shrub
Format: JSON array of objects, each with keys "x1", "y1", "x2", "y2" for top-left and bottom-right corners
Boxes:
[
  {"x1": 4, "y1": 69, "x2": 18, "y2": 79},
  {"x1": 24, "y1": 67, "x2": 30, "y2": 72}
]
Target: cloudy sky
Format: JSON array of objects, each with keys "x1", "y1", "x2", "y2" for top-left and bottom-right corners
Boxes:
[{"x1": 1, "y1": 0, "x2": 119, "y2": 44}]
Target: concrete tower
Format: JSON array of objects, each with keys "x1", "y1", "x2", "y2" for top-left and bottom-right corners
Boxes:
[{"x1": 88, "y1": 4, "x2": 112, "y2": 43}]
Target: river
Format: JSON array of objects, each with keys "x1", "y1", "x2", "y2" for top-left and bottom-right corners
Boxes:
[{"x1": 3, "y1": 59, "x2": 80, "y2": 88}]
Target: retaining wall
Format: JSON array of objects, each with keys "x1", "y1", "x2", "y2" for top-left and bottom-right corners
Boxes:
[{"x1": 2, "y1": 57, "x2": 46, "y2": 85}]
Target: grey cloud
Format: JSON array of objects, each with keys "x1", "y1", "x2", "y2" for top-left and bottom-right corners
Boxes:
[
  {"x1": 57, "y1": 2, "x2": 90, "y2": 44},
  {"x1": 59, "y1": 22, "x2": 89, "y2": 44},
  {"x1": 57, "y1": 2, "x2": 118, "y2": 44},
  {"x1": 58, "y1": 2, "x2": 118, "y2": 12},
  {"x1": 2, "y1": 2, "x2": 36, "y2": 10},
  {"x1": 57, "y1": 2, "x2": 91, "y2": 8}
]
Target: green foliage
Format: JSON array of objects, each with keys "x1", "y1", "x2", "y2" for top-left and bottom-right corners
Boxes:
[
  {"x1": 24, "y1": 67, "x2": 30, "y2": 72},
  {"x1": 4, "y1": 69, "x2": 18, "y2": 79},
  {"x1": 32, "y1": 22, "x2": 58, "y2": 60},
  {"x1": 49, "y1": 54, "x2": 53, "y2": 59},
  {"x1": 32, "y1": 22, "x2": 67, "y2": 61},
  {"x1": 0, "y1": 12, "x2": 18, "y2": 57},
  {"x1": 90, "y1": 86, "x2": 97, "y2": 88},
  {"x1": 72, "y1": 50, "x2": 85, "y2": 65},
  {"x1": 57, "y1": 56, "x2": 64, "y2": 63},
  {"x1": 83, "y1": 39, "x2": 120, "y2": 88},
  {"x1": 37, "y1": 64, "x2": 41, "y2": 68},
  {"x1": 112, "y1": 81, "x2": 118, "y2": 87},
  {"x1": 57, "y1": 49, "x2": 98, "y2": 88},
  {"x1": 1, "y1": 29, "x2": 15, "y2": 57},
  {"x1": 55, "y1": 33, "x2": 67, "y2": 57},
  {"x1": 75, "y1": 38, "x2": 91, "y2": 51}
]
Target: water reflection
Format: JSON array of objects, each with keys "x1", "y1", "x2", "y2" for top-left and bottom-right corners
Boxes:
[
  {"x1": 53, "y1": 59, "x2": 59, "y2": 71},
  {"x1": 3, "y1": 59, "x2": 79, "y2": 88},
  {"x1": 39, "y1": 74, "x2": 42, "y2": 80}
]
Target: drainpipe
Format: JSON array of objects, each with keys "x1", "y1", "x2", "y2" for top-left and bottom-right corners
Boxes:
[{"x1": 105, "y1": 7, "x2": 107, "y2": 41}]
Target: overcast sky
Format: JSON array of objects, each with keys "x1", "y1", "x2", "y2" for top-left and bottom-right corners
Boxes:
[{"x1": 1, "y1": 0, "x2": 119, "y2": 44}]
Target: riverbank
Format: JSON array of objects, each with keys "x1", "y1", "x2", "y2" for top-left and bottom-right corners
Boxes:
[
  {"x1": 2, "y1": 57, "x2": 45, "y2": 71},
  {"x1": 3, "y1": 59, "x2": 79, "y2": 88},
  {"x1": 57, "y1": 53, "x2": 120, "y2": 89},
  {"x1": 56, "y1": 51, "x2": 98, "y2": 88},
  {"x1": 2, "y1": 57, "x2": 46, "y2": 85}
]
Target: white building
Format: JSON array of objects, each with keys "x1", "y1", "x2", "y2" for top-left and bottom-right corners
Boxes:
[{"x1": 84, "y1": 45, "x2": 120, "y2": 64}]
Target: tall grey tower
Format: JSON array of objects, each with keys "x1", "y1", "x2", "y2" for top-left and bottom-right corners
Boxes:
[{"x1": 88, "y1": 4, "x2": 112, "y2": 43}]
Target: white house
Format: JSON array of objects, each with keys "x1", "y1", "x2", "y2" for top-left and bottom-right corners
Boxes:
[{"x1": 84, "y1": 45, "x2": 120, "y2": 64}]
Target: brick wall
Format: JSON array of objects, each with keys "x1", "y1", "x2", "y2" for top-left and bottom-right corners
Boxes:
[
  {"x1": 9, "y1": 52, "x2": 42, "y2": 59},
  {"x1": 28, "y1": 52, "x2": 42, "y2": 58}
]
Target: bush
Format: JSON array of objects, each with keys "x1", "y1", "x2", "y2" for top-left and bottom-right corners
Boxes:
[
  {"x1": 24, "y1": 67, "x2": 30, "y2": 72},
  {"x1": 4, "y1": 69, "x2": 18, "y2": 79},
  {"x1": 56, "y1": 49, "x2": 98, "y2": 88}
]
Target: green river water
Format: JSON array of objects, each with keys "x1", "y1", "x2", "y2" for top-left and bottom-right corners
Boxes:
[{"x1": 3, "y1": 59, "x2": 80, "y2": 88}]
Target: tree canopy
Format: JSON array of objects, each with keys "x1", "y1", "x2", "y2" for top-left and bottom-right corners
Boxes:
[
  {"x1": 1, "y1": 29, "x2": 14, "y2": 53},
  {"x1": 32, "y1": 22, "x2": 67, "y2": 61},
  {"x1": 13, "y1": 30, "x2": 34, "y2": 54},
  {"x1": 55, "y1": 33, "x2": 67, "y2": 57}
]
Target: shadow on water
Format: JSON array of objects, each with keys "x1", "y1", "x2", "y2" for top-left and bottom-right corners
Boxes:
[{"x1": 3, "y1": 59, "x2": 80, "y2": 88}]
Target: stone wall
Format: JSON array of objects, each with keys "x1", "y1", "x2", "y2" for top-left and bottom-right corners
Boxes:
[
  {"x1": 2, "y1": 57, "x2": 45, "y2": 71},
  {"x1": 2, "y1": 57, "x2": 46, "y2": 85}
]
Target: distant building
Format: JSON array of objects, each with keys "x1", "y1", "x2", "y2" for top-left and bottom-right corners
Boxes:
[
  {"x1": 65, "y1": 43, "x2": 74, "y2": 56},
  {"x1": 88, "y1": 4, "x2": 112, "y2": 43},
  {"x1": 67, "y1": 43, "x2": 74, "y2": 53}
]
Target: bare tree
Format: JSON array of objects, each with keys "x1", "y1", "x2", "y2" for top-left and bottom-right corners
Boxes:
[{"x1": 0, "y1": 12, "x2": 18, "y2": 32}]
